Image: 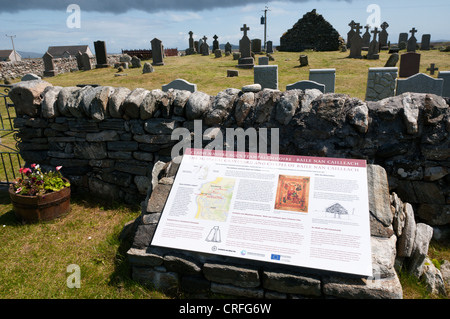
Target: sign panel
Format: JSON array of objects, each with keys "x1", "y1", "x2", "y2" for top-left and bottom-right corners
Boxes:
[{"x1": 151, "y1": 149, "x2": 373, "y2": 277}]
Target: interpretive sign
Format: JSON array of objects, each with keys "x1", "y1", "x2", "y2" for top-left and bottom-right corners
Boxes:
[{"x1": 151, "y1": 149, "x2": 373, "y2": 277}]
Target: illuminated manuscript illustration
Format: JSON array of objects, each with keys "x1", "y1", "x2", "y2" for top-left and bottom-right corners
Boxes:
[
  {"x1": 195, "y1": 177, "x2": 235, "y2": 222},
  {"x1": 274, "y1": 175, "x2": 310, "y2": 213}
]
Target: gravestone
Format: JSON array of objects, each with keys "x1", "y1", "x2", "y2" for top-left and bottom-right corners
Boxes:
[
  {"x1": 214, "y1": 49, "x2": 222, "y2": 58},
  {"x1": 310, "y1": 68, "x2": 335, "y2": 93},
  {"x1": 94, "y1": 41, "x2": 109, "y2": 68},
  {"x1": 76, "y1": 51, "x2": 84, "y2": 70},
  {"x1": 151, "y1": 38, "x2": 165, "y2": 66},
  {"x1": 385, "y1": 53, "x2": 400, "y2": 67},
  {"x1": 379, "y1": 22, "x2": 390, "y2": 49},
  {"x1": 225, "y1": 42, "x2": 232, "y2": 54},
  {"x1": 347, "y1": 20, "x2": 356, "y2": 48},
  {"x1": 252, "y1": 39, "x2": 262, "y2": 54},
  {"x1": 43, "y1": 52, "x2": 56, "y2": 77},
  {"x1": 254, "y1": 65, "x2": 278, "y2": 90},
  {"x1": 427, "y1": 63, "x2": 439, "y2": 76},
  {"x1": 396, "y1": 73, "x2": 443, "y2": 96},
  {"x1": 259, "y1": 56, "x2": 269, "y2": 65},
  {"x1": 362, "y1": 25, "x2": 371, "y2": 49},
  {"x1": 437, "y1": 71, "x2": 450, "y2": 97},
  {"x1": 365, "y1": 67, "x2": 398, "y2": 101},
  {"x1": 349, "y1": 23, "x2": 363, "y2": 58},
  {"x1": 286, "y1": 80, "x2": 325, "y2": 93},
  {"x1": 213, "y1": 35, "x2": 219, "y2": 52},
  {"x1": 197, "y1": 39, "x2": 203, "y2": 53},
  {"x1": 367, "y1": 27, "x2": 380, "y2": 60},
  {"x1": 200, "y1": 36, "x2": 210, "y2": 56},
  {"x1": 421, "y1": 34, "x2": 431, "y2": 51},
  {"x1": 407, "y1": 28, "x2": 418, "y2": 52},
  {"x1": 266, "y1": 41, "x2": 274, "y2": 54},
  {"x1": 186, "y1": 31, "x2": 195, "y2": 55},
  {"x1": 237, "y1": 24, "x2": 254, "y2": 69},
  {"x1": 162, "y1": 79, "x2": 197, "y2": 93},
  {"x1": 131, "y1": 56, "x2": 142, "y2": 68},
  {"x1": 399, "y1": 52, "x2": 421, "y2": 78},
  {"x1": 81, "y1": 53, "x2": 92, "y2": 71},
  {"x1": 227, "y1": 70, "x2": 239, "y2": 77},
  {"x1": 398, "y1": 33, "x2": 408, "y2": 50},
  {"x1": 299, "y1": 55, "x2": 309, "y2": 66}
]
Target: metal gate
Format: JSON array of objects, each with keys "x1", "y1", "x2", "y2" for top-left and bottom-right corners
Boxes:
[{"x1": 0, "y1": 84, "x2": 22, "y2": 186}]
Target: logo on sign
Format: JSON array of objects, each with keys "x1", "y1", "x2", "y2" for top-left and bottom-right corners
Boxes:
[{"x1": 271, "y1": 254, "x2": 281, "y2": 260}]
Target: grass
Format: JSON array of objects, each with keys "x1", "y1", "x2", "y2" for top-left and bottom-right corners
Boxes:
[
  {"x1": 0, "y1": 191, "x2": 168, "y2": 299},
  {"x1": 1, "y1": 49, "x2": 449, "y2": 299}
]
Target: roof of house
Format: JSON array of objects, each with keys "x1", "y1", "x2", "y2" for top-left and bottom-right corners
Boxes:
[
  {"x1": 0, "y1": 50, "x2": 21, "y2": 58},
  {"x1": 46, "y1": 45, "x2": 93, "y2": 58}
]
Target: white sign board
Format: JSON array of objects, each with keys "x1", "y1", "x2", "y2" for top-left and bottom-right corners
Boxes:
[{"x1": 151, "y1": 149, "x2": 373, "y2": 277}]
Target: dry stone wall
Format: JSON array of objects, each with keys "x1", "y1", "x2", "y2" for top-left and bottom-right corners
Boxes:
[
  {"x1": 0, "y1": 55, "x2": 120, "y2": 80},
  {"x1": 9, "y1": 80, "x2": 450, "y2": 298}
]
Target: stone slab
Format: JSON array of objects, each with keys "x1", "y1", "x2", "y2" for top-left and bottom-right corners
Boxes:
[
  {"x1": 437, "y1": 71, "x2": 450, "y2": 97},
  {"x1": 365, "y1": 67, "x2": 398, "y2": 101},
  {"x1": 286, "y1": 80, "x2": 325, "y2": 93},
  {"x1": 254, "y1": 65, "x2": 278, "y2": 90},
  {"x1": 309, "y1": 68, "x2": 335, "y2": 93},
  {"x1": 162, "y1": 79, "x2": 197, "y2": 93},
  {"x1": 396, "y1": 73, "x2": 444, "y2": 96}
]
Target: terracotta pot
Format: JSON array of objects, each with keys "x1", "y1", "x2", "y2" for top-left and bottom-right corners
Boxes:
[{"x1": 9, "y1": 181, "x2": 71, "y2": 223}]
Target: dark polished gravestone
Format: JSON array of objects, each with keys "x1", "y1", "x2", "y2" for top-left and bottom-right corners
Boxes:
[
  {"x1": 94, "y1": 41, "x2": 109, "y2": 68},
  {"x1": 399, "y1": 52, "x2": 421, "y2": 78}
]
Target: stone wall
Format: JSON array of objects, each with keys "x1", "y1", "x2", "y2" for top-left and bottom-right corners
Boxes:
[
  {"x1": 9, "y1": 79, "x2": 450, "y2": 298},
  {"x1": 0, "y1": 55, "x2": 120, "y2": 81}
]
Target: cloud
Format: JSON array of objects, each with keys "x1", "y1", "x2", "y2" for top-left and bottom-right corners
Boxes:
[{"x1": 0, "y1": 0, "x2": 351, "y2": 14}]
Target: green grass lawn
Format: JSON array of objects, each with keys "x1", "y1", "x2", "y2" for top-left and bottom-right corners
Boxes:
[{"x1": 0, "y1": 49, "x2": 449, "y2": 299}]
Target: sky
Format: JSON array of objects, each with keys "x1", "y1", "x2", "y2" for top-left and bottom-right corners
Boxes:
[{"x1": 0, "y1": 0, "x2": 449, "y2": 55}]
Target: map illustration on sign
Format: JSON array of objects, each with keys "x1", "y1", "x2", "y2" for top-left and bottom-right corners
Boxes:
[
  {"x1": 274, "y1": 175, "x2": 310, "y2": 213},
  {"x1": 195, "y1": 177, "x2": 236, "y2": 222}
]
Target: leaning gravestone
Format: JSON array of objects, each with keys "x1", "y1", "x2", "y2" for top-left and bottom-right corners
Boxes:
[
  {"x1": 131, "y1": 56, "x2": 142, "y2": 68},
  {"x1": 151, "y1": 38, "x2": 165, "y2": 66},
  {"x1": 162, "y1": 79, "x2": 197, "y2": 93},
  {"x1": 76, "y1": 51, "x2": 84, "y2": 70},
  {"x1": 396, "y1": 73, "x2": 444, "y2": 96},
  {"x1": 254, "y1": 65, "x2": 278, "y2": 90},
  {"x1": 237, "y1": 24, "x2": 254, "y2": 69},
  {"x1": 438, "y1": 71, "x2": 450, "y2": 97},
  {"x1": 421, "y1": 34, "x2": 431, "y2": 51},
  {"x1": 43, "y1": 52, "x2": 56, "y2": 77},
  {"x1": 286, "y1": 80, "x2": 325, "y2": 93},
  {"x1": 399, "y1": 52, "x2": 421, "y2": 78},
  {"x1": 365, "y1": 67, "x2": 398, "y2": 101},
  {"x1": 309, "y1": 69, "x2": 335, "y2": 93},
  {"x1": 81, "y1": 53, "x2": 92, "y2": 71},
  {"x1": 385, "y1": 53, "x2": 400, "y2": 67},
  {"x1": 94, "y1": 41, "x2": 109, "y2": 68},
  {"x1": 407, "y1": 28, "x2": 418, "y2": 52}
]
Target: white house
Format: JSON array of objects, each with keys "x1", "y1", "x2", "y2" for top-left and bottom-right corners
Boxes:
[{"x1": 0, "y1": 50, "x2": 22, "y2": 62}]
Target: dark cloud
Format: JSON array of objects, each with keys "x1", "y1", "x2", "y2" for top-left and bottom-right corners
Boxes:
[{"x1": 0, "y1": 0, "x2": 350, "y2": 14}]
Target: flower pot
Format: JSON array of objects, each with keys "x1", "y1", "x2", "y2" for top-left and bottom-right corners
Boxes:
[{"x1": 9, "y1": 181, "x2": 71, "y2": 223}]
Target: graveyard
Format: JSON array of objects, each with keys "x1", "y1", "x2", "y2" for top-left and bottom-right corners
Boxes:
[{"x1": 0, "y1": 7, "x2": 450, "y2": 303}]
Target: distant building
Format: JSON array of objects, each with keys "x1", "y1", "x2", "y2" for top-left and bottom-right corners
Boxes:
[
  {"x1": 45, "y1": 45, "x2": 93, "y2": 59},
  {"x1": 0, "y1": 50, "x2": 22, "y2": 62}
]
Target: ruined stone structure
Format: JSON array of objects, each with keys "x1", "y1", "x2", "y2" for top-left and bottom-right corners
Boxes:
[{"x1": 279, "y1": 9, "x2": 341, "y2": 52}]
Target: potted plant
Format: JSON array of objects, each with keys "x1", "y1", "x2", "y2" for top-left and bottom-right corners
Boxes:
[{"x1": 9, "y1": 164, "x2": 71, "y2": 223}]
